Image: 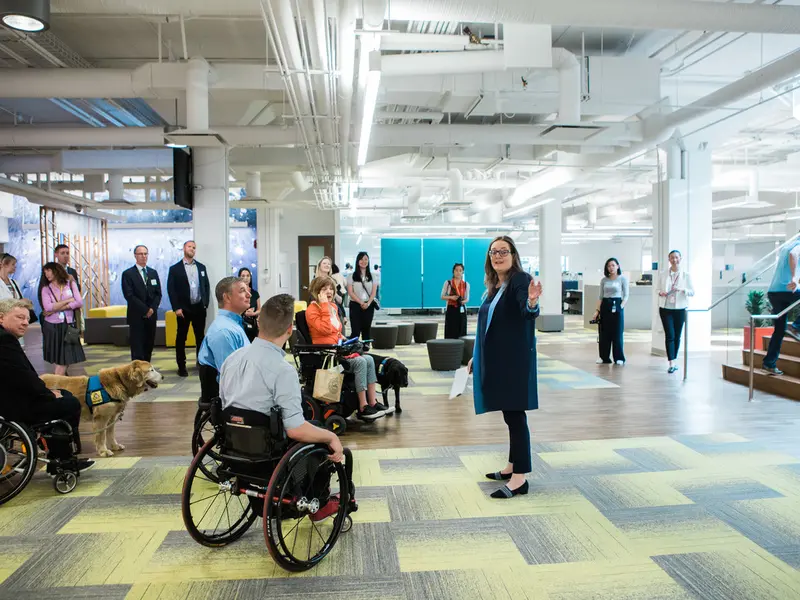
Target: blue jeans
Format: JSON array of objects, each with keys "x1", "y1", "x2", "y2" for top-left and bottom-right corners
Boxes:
[{"x1": 763, "y1": 292, "x2": 800, "y2": 368}]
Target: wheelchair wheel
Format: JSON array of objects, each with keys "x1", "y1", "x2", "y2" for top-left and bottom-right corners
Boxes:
[
  {"x1": 0, "y1": 421, "x2": 38, "y2": 506},
  {"x1": 192, "y1": 410, "x2": 222, "y2": 482},
  {"x1": 302, "y1": 392, "x2": 322, "y2": 422},
  {"x1": 54, "y1": 471, "x2": 78, "y2": 494},
  {"x1": 182, "y1": 438, "x2": 258, "y2": 547},
  {"x1": 324, "y1": 415, "x2": 347, "y2": 435},
  {"x1": 263, "y1": 444, "x2": 349, "y2": 571}
]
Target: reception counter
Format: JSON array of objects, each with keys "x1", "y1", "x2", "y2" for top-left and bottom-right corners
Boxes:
[{"x1": 583, "y1": 284, "x2": 654, "y2": 330}]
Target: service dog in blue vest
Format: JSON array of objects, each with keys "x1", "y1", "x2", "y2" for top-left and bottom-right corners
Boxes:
[{"x1": 41, "y1": 360, "x2": 162, "y2": 457}]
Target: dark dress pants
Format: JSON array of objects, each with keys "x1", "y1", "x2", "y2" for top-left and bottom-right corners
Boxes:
[
  {"x1": 349, "y1": 301, "x2": 376, "y2": 341},
  {"x1": 599, "y1": 298, "x2": 625, "y2": 363},
  {"x1": 130, "y1": 314, "x2": 157, "y2": 362},
  {"x1": 659, "y1": 307, "x2": 687, "y2": 361},
  {"x1": 503, "y1": 410, "x2": 531, "y2": 474},
  {"x1": 176, "y1": 303, "x2": 207, "y2": 368},
  {"x1": 763, "y1": 292, "x2": 798, "y2": 368}
]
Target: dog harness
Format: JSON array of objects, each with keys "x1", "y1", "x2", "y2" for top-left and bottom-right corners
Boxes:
[
  {"x1": 377, "y1": 358, "x2": 391, "y2": 377},
  {"x1": 84, "y1": 375, "x2": 118, "y2": 413}
]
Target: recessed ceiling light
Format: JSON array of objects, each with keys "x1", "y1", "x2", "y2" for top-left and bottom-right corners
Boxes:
[{"x1": 0, "y1": 0, "x2": 50, "y2": 32}]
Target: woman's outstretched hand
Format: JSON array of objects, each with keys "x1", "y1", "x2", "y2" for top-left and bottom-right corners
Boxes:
[{"x1": 529, "y1": 280, "x2": 543, "y2": 305}]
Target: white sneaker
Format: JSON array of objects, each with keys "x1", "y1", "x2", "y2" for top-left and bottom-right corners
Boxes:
[
  {"x1": 596, "y1": 359, "x2": 606, "y2": 364},
  {"x1": 616, "y1": 360, "x2": 625, "y2": 366}
]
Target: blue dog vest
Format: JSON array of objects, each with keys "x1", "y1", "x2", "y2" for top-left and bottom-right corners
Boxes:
[{"x1": 85, "y1": 375, "x2": 116, "y2": 412}]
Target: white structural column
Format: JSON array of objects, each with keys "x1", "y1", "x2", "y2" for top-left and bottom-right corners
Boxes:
[
  {"x1": 193, "y1": 147, "x2": 230, "y2": 324},
  {"x1": 538, "y1": 198, "x2": 564, "y2": 331},
  {"x1": 651, "y1": 142, "x2": 713, "y2": 354},
  {"x1": 256, "y1": 207, "x2": 281, "y2": 299}
]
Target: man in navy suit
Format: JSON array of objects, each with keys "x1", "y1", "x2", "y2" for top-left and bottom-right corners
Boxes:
[
  {"x1": 166, "y1": 241, "x2": 211, "y2": 377},
  {"x1": 121, "y1": 245, "x2": 162, "y2": 362}
]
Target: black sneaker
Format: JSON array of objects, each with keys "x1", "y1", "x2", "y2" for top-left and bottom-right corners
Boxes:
[
  {"x1": 357, "y1": 405, "x2": 384, "y2": 421},
  {"x1": 178, "y1": 367, "x2": 189, "y2": 377},
  {"x1": 763, "y1": 365, "x2": 783, "y2": 376},
  {"x1": 76, "y1": 459, "x2": 95, "y2": 473},
  {"x1": 374, "y1": 401, "x2": 395, "y2": 415}
]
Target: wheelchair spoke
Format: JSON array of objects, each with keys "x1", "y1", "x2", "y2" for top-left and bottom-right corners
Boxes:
[
  {"x1": 195, "y1": 490, "x2": 224, "y2": 528},
  {"x1": 189, "y1": 492, "x2": 224, "y2": 506}
]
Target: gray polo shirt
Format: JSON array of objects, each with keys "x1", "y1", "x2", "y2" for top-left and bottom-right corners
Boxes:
[{"x1": 219, "y1": 338, "x2": 305, "y2": 430}]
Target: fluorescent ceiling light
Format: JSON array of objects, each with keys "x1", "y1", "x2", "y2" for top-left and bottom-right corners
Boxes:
[
  {"x1": 505, "y1": 197, "x2": 556, "y2": 218},
  {"x1": 165, "y1": 142, "x2": 188, "y2": 149},
  {"x1": 508, "y1": 170, "x2": 571, "y2": 207},
  {"x1": 592, "y1": 225, "x2": 651, "y2": 231},
  {"x1": 357, "y1": 46, "x2": 381, "y2": 167},
  {"x1": 1, "y1": 1, "x2": 49, "y2": 32},
  {"x1": 390, "y1": 224, "x2": 513, "y2": 230}
]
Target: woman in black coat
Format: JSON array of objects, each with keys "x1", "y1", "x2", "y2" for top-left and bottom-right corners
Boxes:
[{"x1": 468, "y1": 235, "x2": 542, "y2": 499}]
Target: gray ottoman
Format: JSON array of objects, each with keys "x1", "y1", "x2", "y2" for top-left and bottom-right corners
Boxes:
[
  {"x1": 371, "y1": 324, "x2": 399, "y2": 350},
  {"x1": 427, "y1": 339, "x2": 465, "y2": 371},
  {"x1": 414, "y1": 322, "x2": 439, "y2": 344},
  {"x1": 460, "y1": 335, "x2": 475, "y2": 365},
  {"x1": 83, "y1": 316, "x2": 125, "y2": 344},
  {"x1": 110, "y1": 324, "x2": 130, "y2": 347},
  {"x1": 155, "y1": 323, "x2": 167, "y2": 347},
  {"x1": 395, "y1": 322, "x2": 414, "y2": 345}
]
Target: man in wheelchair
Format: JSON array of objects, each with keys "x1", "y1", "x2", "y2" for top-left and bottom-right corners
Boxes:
[
  {"x1": 0, "y1": 299, "x2": 93, "y2": 474},
  {"x1": 220, "y1": 292, "x2": 346, "y2": 478}
]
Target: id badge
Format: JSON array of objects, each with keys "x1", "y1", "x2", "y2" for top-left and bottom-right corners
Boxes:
[
  {"x1": 150, "y1": 279, "x2": 158, "y2": 286},
  {"x1": 668, "y1": 294, "x2": 676, "y2": 305},
  {"x1": 460, "y1": 305, "x2": 466, "y2": 314},
  {"x1": 611, "y1": 303, "x2": 617, "y2": 313},
  {"x1": 58, "y1": 311, "x2": 65, "y2": 321}
]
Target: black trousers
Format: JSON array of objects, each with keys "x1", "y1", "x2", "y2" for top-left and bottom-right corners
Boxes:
[
  {"x1": 349, "y1": 301, "x2": 375, "y2": 341},
  {"x1": 503, "y1": 410, "x2": 531, "y2": 474},
  {"x1": 444, "y1": 305, "x2": 467, "y2": 339},
  {"x1": 130, "y1": 315, "x2": 157, "y2": 362},
  {"x1": 659, "y1": 307, "x2": 687, "y2": 361},
  {"x1": 25, "y1": 390, "x2": 82, "y2": 459},
  {"x1": 176, "y1": 303, "x2": 207, "y2": 368},
  {"x1": 198, "y1": 364, "x2": 220, "y2": 403},
  {"x1": 599, "y1": 298, "x2": 625, "y2": 363}
]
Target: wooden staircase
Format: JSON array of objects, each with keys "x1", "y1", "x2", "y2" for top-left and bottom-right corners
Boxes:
[{"x1": 722, "y1": 336, "x2": 800, "y2": 401}]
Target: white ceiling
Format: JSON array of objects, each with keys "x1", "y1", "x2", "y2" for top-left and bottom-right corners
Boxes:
[{"x1": 0, "y1": 0, "x2": 799, "y2": 241}]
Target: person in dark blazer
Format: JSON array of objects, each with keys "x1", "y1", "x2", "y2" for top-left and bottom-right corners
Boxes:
[
  {"x1": 0, "y1": 298, "x2": 93, "y2": 471},
  {"x1": 468, "y1": 235, "x2": 542, "y2": 499},
  {"x1": 121, "y1": 245, "x2": 162, "y2": 362},
  {"x1": 167, "y1": 241, "x2": 211, "y2": 377}
]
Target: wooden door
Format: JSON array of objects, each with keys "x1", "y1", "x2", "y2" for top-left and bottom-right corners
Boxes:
[{"x1": 298, "y1": 235, "x2": 334, "y2": 300}]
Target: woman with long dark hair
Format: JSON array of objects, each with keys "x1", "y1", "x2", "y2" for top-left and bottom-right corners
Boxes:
[
  {"x1": 238, "y1": 267, "x2": 260, "y2": 343},
  {"x1": 657, "y1": 250, "x2": 694, "y2": 373},
  {"x1": 591, "y1": 257, "x2": 628, "y2": 365},
  {"x1": 442, "y1": 262, "x2": 469, "y2": 339},
  {"x1": 467, "y1": 236, "x2": 542, "y2": 499},
  {"x1": 39, "y1": 262, "x2": 84, "y2": 375},
  {"x1": 346, "y1": 251, "x2": 378, "y2": 341}
]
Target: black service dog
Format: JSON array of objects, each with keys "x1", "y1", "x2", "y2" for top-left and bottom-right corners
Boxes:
[{"x1": 367, "y1": 353, "x2": 409, "y2": 413}]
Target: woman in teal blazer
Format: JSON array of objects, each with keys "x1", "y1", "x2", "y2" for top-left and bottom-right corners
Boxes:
[{"x1": 468, "y1": 235, "x2": 542, "y2": 499}]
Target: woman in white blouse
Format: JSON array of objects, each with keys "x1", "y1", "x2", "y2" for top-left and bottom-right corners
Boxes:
[
  {"x1": 592, "y1": 258, "x2": 629, "y2": 365},
  {"x1": 657, "y1": 250, "x2": 694, "y2": 374},
  {"x1": 347, "y1": 251, "x2": 379, "y2": 342}
]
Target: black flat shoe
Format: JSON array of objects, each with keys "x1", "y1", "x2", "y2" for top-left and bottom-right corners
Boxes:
[
  {"x1": 485, "y1": 471, "x2": 512, "y2": 481},
  {"x1": 490, "y1": 480, "x2": 529, "y2": 499}
]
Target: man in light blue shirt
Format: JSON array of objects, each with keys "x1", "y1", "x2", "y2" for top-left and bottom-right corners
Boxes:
[
  {"x1": 762, "y1": 239, "x2": 800, "y2": 375},
  {"x1": 220, "y1": 293, "x2": 344, "y2": 463},
  {"x1": 197, "y1": 276, "x2": 251, "y2": 399}
]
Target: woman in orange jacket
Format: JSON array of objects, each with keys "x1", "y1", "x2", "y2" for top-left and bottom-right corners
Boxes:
[{"x1": 306, "y1": 276, "x2": 388, "y2": 421}]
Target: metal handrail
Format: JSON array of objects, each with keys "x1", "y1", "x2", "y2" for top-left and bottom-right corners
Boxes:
[
  {"x1": 680, "y1": 231, "x2": 800, "y2": 382},
  {"x1": 744, "y1": 294, "x2": 800, "y2": 401}
]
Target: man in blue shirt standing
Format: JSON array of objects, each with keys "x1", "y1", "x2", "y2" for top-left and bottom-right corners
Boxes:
[
  {"x1": 762, "y1": 239, "x2": 800, "y2": 375},
  {"x1": 197, "y1": 276, "x2": 251, "y2": 400}
]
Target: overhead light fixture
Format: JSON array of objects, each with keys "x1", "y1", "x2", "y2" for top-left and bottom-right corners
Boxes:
[
  {"x1": 165, "y1": 142, "x2": 188, "y2": 149},
  {"x1": 504, "y1": 197, "x2": 556, "y2": 218},
  {"x1": 0, "y1": 0, "x2": 50, "y2": 32},
  {"x1": 357, "y1": 46, "x2": 381, "y2": 167}
]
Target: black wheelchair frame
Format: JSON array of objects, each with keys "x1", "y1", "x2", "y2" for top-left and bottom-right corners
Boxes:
[
  {"x1": 181, "y1": 399, "x2": 357, "y2": 572},
  {"x1": 0, "y1": 416, "x2": 83, "y2": 505}
]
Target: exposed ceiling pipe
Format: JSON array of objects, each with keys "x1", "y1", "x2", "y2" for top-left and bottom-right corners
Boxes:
[
  {"x1": 0, "y1": 176, "x2": 118, "y2": 220},
  {"x1": 107, "y1": 174, "x2": 124, "y2": 200},
  {"x1": 338, "y1": 0, "x2": 357, "y2": 178},
  {"x1": 185, "y1": 57, "x2": 210, "y2": 130},
  {"x1": 380, "y1": 45, "x2": 581, "y2": 124},
  {"x1": 307, "y1": 0, "x2": 337, "y2": 174},
  {"x1": 246, "y1": 172, "x2": 262, "y2": 198},
  {"x1": 380, "y1": 33, "x2": 471, "y2": 52},
  {"x1": 383, "y1": 0, "x2": 800, "y2": 34},
  {"x1": 51, "y1": 0, "x2": 800, "y2": 33},
  {"x1": 361, "y1": 167, "x2": 464, "y2": 202}
]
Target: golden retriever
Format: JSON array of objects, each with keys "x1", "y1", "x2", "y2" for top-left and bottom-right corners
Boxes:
[{"x1": 41, "y1": 360, "x2": 163, "y2": 457}]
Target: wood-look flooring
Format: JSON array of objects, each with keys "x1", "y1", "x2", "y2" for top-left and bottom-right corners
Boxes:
[{"x1": 20, "y1": 319, "x2": 800, "y2": 458}]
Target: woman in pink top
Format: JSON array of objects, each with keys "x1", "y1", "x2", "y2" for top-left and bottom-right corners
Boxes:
[{"x1": 39, "y1": 262, "x2": 85, "y2": 374}]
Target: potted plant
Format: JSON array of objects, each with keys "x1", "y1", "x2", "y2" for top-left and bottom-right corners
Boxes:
[{"x1": 743, "y1": 289, "x2": 774, "y2": 350}]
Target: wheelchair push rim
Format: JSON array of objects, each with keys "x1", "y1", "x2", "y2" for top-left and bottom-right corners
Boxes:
[
  {"x1": 0, "y1": 421, "x2": 38, "y2": 506},
  {"x1": 263, "y1": 444, "x2": 349, "y2": 571},
  {"x1": 181, "y1": 438, "x2": 258, "y2": 547},
  {"x1": 192, "y1": 410, "x2": 222, "y2": 482}
]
